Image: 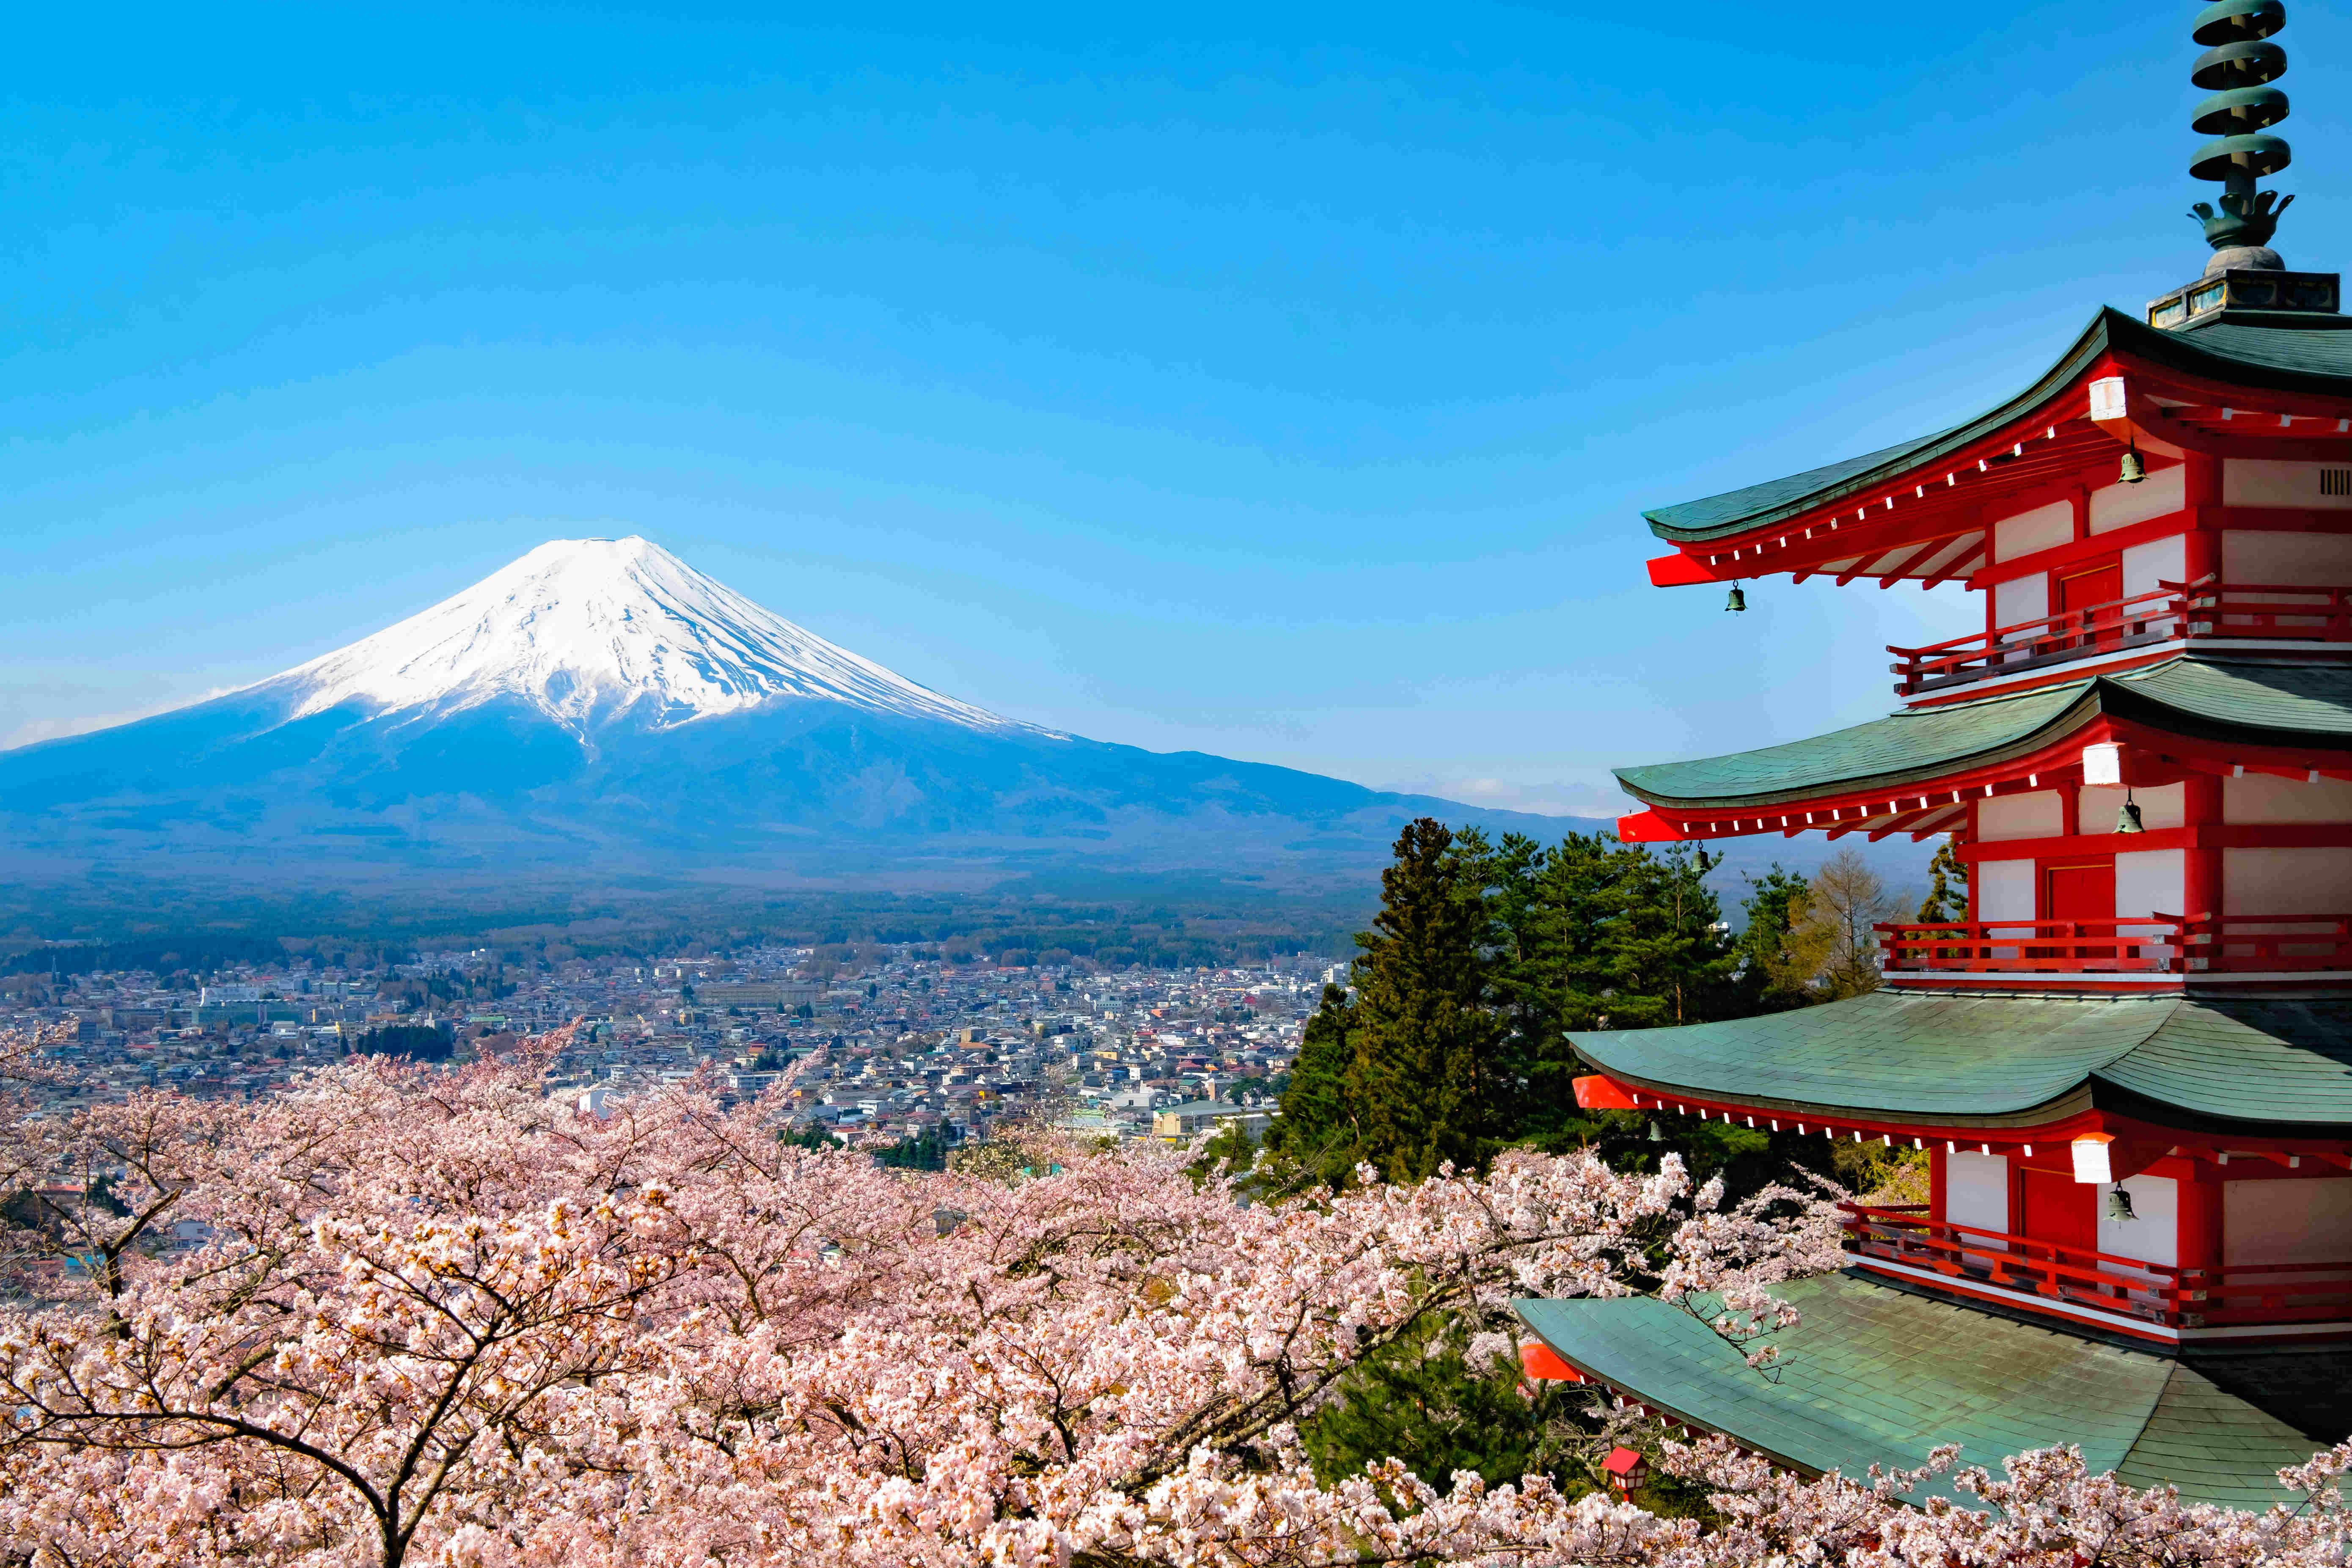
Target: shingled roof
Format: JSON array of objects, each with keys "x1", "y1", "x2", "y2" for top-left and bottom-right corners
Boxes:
[
  {"x1": 1614, "y1": 655, "x2": 2352, "y2": 812},
  {"x1": 1568, "y1": 988, "x2": 2352, "y2": 1132},
  {"x1": 1515, "y1": 1272, "x2": 2338, "y2": 1511},
  {"x1": 1645, "y1": 306, "x2": 2352, "y2": 544}
]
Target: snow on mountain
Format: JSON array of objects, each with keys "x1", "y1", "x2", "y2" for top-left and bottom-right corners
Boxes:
[{"x1": 259, "y1": 536, "x2": 1033, "y2": 737}]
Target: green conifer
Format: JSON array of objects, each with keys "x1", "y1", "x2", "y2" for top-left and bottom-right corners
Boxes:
[
  {"x1": 1264, "y1": 983, "x2": 1362, "y2": 1187},
  {"x1": 1341, "y1": 818, "x2": 1508, "y2": 1182}
]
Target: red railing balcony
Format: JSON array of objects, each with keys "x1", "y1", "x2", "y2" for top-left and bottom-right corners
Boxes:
[
  {"x1": 1877, "y1": 914, "x2": 2352, "y2": 976},
  {"x1": 1841, "y1": 1202, "x2": 2352, "y2": 1330},
  {"x1": 1888, "y1": 579, "x2": 2352, "y2": 696}
]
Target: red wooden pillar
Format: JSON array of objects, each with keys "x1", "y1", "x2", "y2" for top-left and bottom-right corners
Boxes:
[
  {"x1": 1928, "y1": 1143, "x2": 1949, "y2": 1222},
  {"x1": 2182, "y1": 453, "x2": 2223, "y2": 584},
  {"x1": 2183, "y1": 773, "x2": 2223, "y2": 922},
  {"x1": 2177, "y1": 1158, "x2": 2224, "y2": 1274}
]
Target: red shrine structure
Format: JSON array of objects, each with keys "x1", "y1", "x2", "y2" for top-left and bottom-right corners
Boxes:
[{"x1": 1517, "y1": 0, "x2": 2352, "y2": 1509}]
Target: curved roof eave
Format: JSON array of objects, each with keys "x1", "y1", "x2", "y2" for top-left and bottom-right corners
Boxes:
[
  {"x1": 1568, "y1": 990, "x2": 2352, "y2": 1132},
  {"x1": 1614, "y1": 682, "x2": 2096, "y2": 811},
  {"x1": 1614, "y1": 657, "x2": 2352, "y2": 813},
  {"x1": 1642, "y1": 306, "x2": 2352, "y2": 544}
]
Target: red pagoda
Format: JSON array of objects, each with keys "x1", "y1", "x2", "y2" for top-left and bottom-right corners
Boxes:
[{"x1": 1517, "y1": 0, "x2": 2352, "y2": 1508}]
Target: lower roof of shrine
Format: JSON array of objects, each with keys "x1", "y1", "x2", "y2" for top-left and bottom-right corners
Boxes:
[
  {"x1": 1513, "y1": 1272, "x2": 2340, "y2": 1511},
  {"x1": 1568, "y1": 989, "x2": 2352, "y2": 1132}
]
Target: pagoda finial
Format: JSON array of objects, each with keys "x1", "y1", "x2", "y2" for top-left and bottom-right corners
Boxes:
[{"x1": 2187, "y1": 0, "x2": 2295, "y2": 271}]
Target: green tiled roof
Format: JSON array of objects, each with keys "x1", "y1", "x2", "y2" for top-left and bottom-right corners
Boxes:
[
  {"x1": 1615, "y1": 656, "x2": 2352, "y2": 811},
  {"x1": 1569, "y1": 989, "x2": 2352, "y2": 1130},
  {"x1": 1648, "y1": 308, "x2": 2352, "y2": 543},
  {"x1": 1514, "y1": 1273, "x2": 2329, "y2": 1510}
]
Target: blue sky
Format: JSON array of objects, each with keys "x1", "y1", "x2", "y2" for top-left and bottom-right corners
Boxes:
[{"x1": 9, "y1": 1, "x2": 2349, "y2": 815}]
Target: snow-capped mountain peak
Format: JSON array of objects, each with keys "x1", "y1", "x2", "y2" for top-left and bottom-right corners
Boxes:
[{"x1": 264, "y1": 536, "x2": 1027, "y2": 735}]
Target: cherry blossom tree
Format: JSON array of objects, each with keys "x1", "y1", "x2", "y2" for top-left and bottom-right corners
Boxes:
[{"x1": 0, "y1": 1022, "x2": 2338, "y2": 1568}]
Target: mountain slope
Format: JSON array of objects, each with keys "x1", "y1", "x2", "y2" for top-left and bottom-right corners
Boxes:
[{"x1": 0, "y1": 538, "x2": 1588, "y2": 887}]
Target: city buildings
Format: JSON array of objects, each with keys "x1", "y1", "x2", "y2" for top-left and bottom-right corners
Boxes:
[{"x1": 5, "y1": 941, "x2": 1313, "y2": 1151}]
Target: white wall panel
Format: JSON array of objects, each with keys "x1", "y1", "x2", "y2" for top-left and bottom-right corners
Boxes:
[
  {"x1": 1977, "y1": 859, "x2": 2037, "y2": 921},
  {"x1": 1980, "y1": 791, "x2": 2064, "y2": 841},
  {"x1": 2099, "y1": 1174, "x2": 2179, "y2": 1266},
  {"x1": 2090, "y1": 466, "x2": 2186, "y2": 534},
  {"x1": 2224, "y1": 1178, "x2": 2352, "y2": 1265},
  {"x1": 2222, "y1": 531, "x2": 2352, "y2": 583},
  {"x1": 1993, "y1": 502, "x2": 2074, "y2": 562},
  {"x1": 2224, "y1": 773, "x2": 2352, "y2": 823},
  {"x1": 1994, "y1": 572, "x2": 2049, "y2": 632},
  {"x1": 2113, "y1": 848, "x2": 2184, "y2": 920},
  {"x1": 2225, "y1": 459, "x2": 2352, "y2": 510},
  {"x1": 2223, "y1": 847, "x2": 2352, "y2": 916},
  {"x1": 1946, "y1": 1152, "x2": 2010, "y2": 1234},
  {"x1": 2121, "y1": 534, "x2": 2187, "y2": 599},
  {"x1": 2080, "y1": 782, "x2": 2183, "y2": 832}
]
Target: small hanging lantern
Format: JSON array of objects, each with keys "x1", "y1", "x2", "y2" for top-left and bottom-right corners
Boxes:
[
  {"x1": 1725, "y1": 581, "x2": 1747, "y2": 613},
  {"x1": 2120, "y1": 444, "x2": 2146, "y2": 485},
  {"x1": 1603, "y1": 1447, "x2": 1650, "y2": 1493}
]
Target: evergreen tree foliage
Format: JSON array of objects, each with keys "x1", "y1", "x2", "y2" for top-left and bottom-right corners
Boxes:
[
  {"x1": 1261, "y1": 983, "x2": 1360, "y2": 1187},
  {"x1": 1270, "y1": 822, "x2": 1774, "y2": 1182},
  {"x1": 876, "y1": 1127, "x2": 948, "y2": 1170},
  {"x1": 1340, "y1": 819, "x2": 1509, "y2": 1182},
  {"x1": 354, "y1": 1022, "x2": 453, "y2": 1062},
  {"x1": 1916, "y1": 837, "x2": 1970, "y2": 924},
  {"x1": 1298, "y1": 1312, "x2": 1578, "y2": 1497},
  {"x1": 1730, "y1": 865, "x2": 1816, "y2": 1013}
]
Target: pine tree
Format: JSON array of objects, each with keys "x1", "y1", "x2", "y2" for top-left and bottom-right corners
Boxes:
[
  {"x1": 1341, "y1": 818, "x2": 1508, "y2": 1182},
  {"x1": 1916, "y1": 837, "x2": 1970, "y2": 924},
  {"x1": 1264, "y1": 984, "x2": 1363, "y2": 1188},
  {"x1": 1596, "y1": 843, "x2": 1736, "y2": 1028},
  {"x1": 1731, "y1": 864, "x2": 1815, "y2": 1012}
]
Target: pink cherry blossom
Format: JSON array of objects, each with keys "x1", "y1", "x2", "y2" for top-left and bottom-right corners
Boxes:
[{"x1": 0, "y1": 1021, "x2": 2336, "y2": 1568}]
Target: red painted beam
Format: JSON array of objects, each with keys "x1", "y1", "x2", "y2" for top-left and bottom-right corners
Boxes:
[
  {"x1": 1646, "y1": 553, "x2": 1720, "y2": 588},
  {"x1": 1521, "y1": 1342, "x2": 1582, "y2": 1382},
  {"x1": 1573, "y1": 1073, "x2": 1640, "y2": 1111},
  {"x1": 1615, "y1": 809, "x2": 1688, "y2": 844}
]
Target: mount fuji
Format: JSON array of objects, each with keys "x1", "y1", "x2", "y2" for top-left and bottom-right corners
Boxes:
[{"x1": 0, "y1": 537, "x2": 1585, "y2": 886}]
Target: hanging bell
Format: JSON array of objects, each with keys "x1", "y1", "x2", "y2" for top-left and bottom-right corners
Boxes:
[
  {"x1": 1646, "y1": 1120, "x2": 1665, "y2": 1144},
  {"x1": 2115, "y1": 798, "x2": 2146, "y2": 834},
  {"x1": 1725, "y1": 583, "x2": 1747, "y2": 613},
  {"x1": 2120, "y1": 445, "x2": 2146, "y2": 485}
]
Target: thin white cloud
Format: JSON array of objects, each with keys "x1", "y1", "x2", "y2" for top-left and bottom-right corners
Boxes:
[
  {"x1": 1, "y1": 690, "x2": 229, "y2": 753},
  {"x1": 1383, "y1": 775, "x2": 1636, "y2": 818}
]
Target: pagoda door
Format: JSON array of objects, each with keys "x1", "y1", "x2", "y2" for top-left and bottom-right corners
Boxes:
[
  {"x1": 2017, "y1": 1167, "x2": 2099, "y2": 1298},
  {"x1": 2056, "y1": 558, "x2": 2124, "y2": 651},
  {"x1": 2040, "y1": 859, "x2": 2115, "y2": 963}
]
